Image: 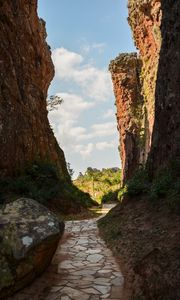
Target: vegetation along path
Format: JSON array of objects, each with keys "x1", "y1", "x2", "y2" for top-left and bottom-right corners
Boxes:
[{"x1": 9, "y1": 205, "x2": 124, "y2": 300}]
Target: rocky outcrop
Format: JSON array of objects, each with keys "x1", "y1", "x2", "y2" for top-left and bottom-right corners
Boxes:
[
  {"x1": 110, "y1": 0, "x2": 162, "y2": 183},
  {"x1": 128, "y1": 0, "x2": 162, "y2": 154},
  {"x1": 148, "y1": 1, "x2": 180, "y2": 174},
  {"x1": 0, "y1": 0, "x2": 68, "y2": 178},
  {"x1": 0, "y1": 198, "x2": 64, "y2": 298},
  {"x1": 105, "y1": 1, "x2": 180, "y2": 299},
  {"x1": 109, "y1": 53, "x2": 145, "y2": 184}
]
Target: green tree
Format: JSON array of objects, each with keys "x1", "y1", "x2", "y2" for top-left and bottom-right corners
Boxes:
[
  {"x1": 47, "y1": 95, "x2": 63, "y2": 111},
  {"x1": 67, "y1": 162, "x2": 74, "y2": 179}
]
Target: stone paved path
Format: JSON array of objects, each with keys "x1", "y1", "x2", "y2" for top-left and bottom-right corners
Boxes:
[{"x1": 9, "y1": 208, "x2": 124, "y2": 300}]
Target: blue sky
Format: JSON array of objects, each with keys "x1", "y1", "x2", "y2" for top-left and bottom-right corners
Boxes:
[{"x1": 38, "y1": 0, "x2": 136, "y2": 177}]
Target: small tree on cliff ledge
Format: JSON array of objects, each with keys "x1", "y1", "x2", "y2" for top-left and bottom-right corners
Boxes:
[
  {"x1": 47, "y1": 95, "x2": 63, "y2": 111},
  {"x1": 67, "y1": 162, "x2": 74, "y2": 179}
]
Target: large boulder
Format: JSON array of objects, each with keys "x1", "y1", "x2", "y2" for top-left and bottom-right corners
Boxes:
[{"x1": 0, "y1": 198, "x2": 64, "y2": 298}]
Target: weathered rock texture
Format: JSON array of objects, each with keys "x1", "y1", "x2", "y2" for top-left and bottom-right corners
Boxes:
[
  {"x1": 128, "y1": 0, "x2": 162, "y2": 147},
  {"x1": 110, "y1": 0, "x2": 162, "y2": 183},
  {"x1": 0, "y1": 0, "x2": 68, "y2": 178},
  {"x1": 106, "y1": 1, "x2": 180, "y2": 299},
  {"x1": 0, "y1": 198, "x2": 64, "y2": 298},
  {"x1": 148, "y1": 1, "x2": 180, "y2": 173},
  {"x1": 109, "y1": 53, "x2": 145, "y2": 185}
]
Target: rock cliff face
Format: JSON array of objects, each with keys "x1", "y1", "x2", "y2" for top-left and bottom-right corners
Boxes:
[
  {"x1": 0, "y1": 0, "x2": 68, "y2": 178},
  {"x1": 148, "y1": 1, "x2": 180, "y2": 173},
  {"x1": 128, "y1": 0, "x2": 162, "y2": 149},
  {"x1": 110, "y1": 0, "x2": 162, "y2": 183},
  {"x1": 109, "y1": 54, "x2": 145, "y2": 184},
  {"x1": 102, "y1": 1, "x2": 180, "y2": 299}
]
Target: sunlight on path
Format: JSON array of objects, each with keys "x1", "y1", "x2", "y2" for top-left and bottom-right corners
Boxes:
[{"x1": 9, "y1": 205, "x2": 124, "y2": 300}]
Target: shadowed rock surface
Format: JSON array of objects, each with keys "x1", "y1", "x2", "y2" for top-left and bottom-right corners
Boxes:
[
  {"x1": 0, "y1": 198, "x2": 64, "y2": 298},
  {"x1": 148, "y1": 1, "x2": 180, "y2": 174},
  {"x1": 102, "y1": 1, "x2": 180, "y2": 299},
  {"x1": 0, "y1": 0, "x2": 68, "y2": 178}
]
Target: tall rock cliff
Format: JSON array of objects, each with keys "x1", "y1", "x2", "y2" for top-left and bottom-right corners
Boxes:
[
  {"x1": 109, "y1": 53, "x2": 145, "y2": 184},
  {"x1": 148, "y1": 1, "x2": 180, "y2": 173},
  {"x1": 128, "y1": 0, "x2": 162, "y2": 149},
  {"x1": 101, "y1": 2, "x2": 180, "y2": 299},
  {"x1": 0, "y1": 0, "x2": 68, "y2": 178},
  {"x1": 110, "y1": 0, "x2": 162, "y2": 183}
]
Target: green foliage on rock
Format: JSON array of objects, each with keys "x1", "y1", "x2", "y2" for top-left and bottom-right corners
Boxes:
[
  {"x1": 120, "y1": 160, "x2": 180, "y2": 211},
  {"x1": 126, "y1": 168, "x2": 149, "y2": 196}
]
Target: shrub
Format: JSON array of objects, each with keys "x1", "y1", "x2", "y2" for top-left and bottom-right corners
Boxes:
[
  {"x1": 62, "y1": 182, "x2": 97, "y2": 208},
  {"x1": 101, "y1": 190, "x2": 119, "y2": 203},
  {"x1": 0, "y1": 161, "x2": 95, "y2": 209},
  {"x1": 117, "y1": 186, "x2": 127, "y2": 201},
  {"x1": 120, "y1": 160, "x2": 180, "y2": 211},
  {"x1": 150, "y1": 173, "x2": 173, "y2": 201},
  {"x1": 126, "y1": 168, "x2": 149, "y2": 196},
  {"x1": 166, "y1": 179, "x2": 180, "y2": 210}
]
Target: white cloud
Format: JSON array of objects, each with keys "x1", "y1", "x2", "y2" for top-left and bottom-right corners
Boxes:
[
  {"x1": 96, "y1": 141, "x2": 116, "y2": 151},
  {"x1": 48, "y1": 92, "x2": 94, "y2": 150},
  {"x1": 103, "y1": 109, "x2": 115, "y2": 119},
  {"x1": 49, "y1": 92, "x2": 94, "y2": 124},
  {"x1": 48, "y1": 47, "x2": 117, "y2": 163},
  {"x1": 48, "y1": 96, "x2": 117, "y2": 160},
  {"x1": 74, "y1": 143, "x2": 94, "y2": 159},
  {"x1": 91, "y1": 121, "x2": 117, "y2": 138},
  {"x1": 52, "y1": 47, "x2": 112, "y2": 101},
  {"x1": 81, "y1": 42, "x2": 106, "y2": 55}
]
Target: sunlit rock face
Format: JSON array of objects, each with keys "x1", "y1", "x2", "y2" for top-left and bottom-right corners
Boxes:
[
  {"x1": 109, "y1": 53, "x2": 146, "y2": 185},
  {"x1": 128, "y1": 0, "x2": 162, "y2": 154},
  {"x1": 0, "y1": 198, "x2": 64, "y2": 298},
  {"x1": 110, "y1": 0, "x2": 162, "y2": 183},
  {"x1": 128, "y1": 0, "x2": 180, "y2": 174},
  {"x1": 0, "y1": 0, "x2": 68, "y2": 178}
]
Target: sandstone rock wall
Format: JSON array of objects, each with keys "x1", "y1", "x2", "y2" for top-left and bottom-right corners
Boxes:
[
  {"x1": 148, "y1": 1, "x2": 180, "y2": 173},
  {"x1": 110, "y1": 0, "x2": 162, "y2": 183},
  {"x1": 0, "y1": 0, "x2": 68, "y2": 178},
  {"x1": 109, "y1": 53, "x2": 146, "y2": 184},
  {"x1": 128, "y1": 0, "x2": 162, "y2": 153}
]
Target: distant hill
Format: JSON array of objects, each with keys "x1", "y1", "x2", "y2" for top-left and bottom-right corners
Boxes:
[{"x1": 74, "y1": 167, "x2": 121, "y2": 204}]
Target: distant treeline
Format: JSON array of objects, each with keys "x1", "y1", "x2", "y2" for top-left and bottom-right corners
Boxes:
[{"x1": 74, "y1": 167, "x2": 121, "y2": 204}]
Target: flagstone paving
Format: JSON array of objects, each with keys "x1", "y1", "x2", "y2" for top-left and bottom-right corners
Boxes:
[{"x1": 8, "y1": 208, "x2": 124, "y2": 300}]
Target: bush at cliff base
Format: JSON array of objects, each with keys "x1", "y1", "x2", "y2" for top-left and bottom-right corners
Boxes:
[
  {"x1": 120, "y1": 160, "x2": 180, "y2": 211},
  {"x1": 0, "y1": 161, "x2": 96, "y2": 213}
]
